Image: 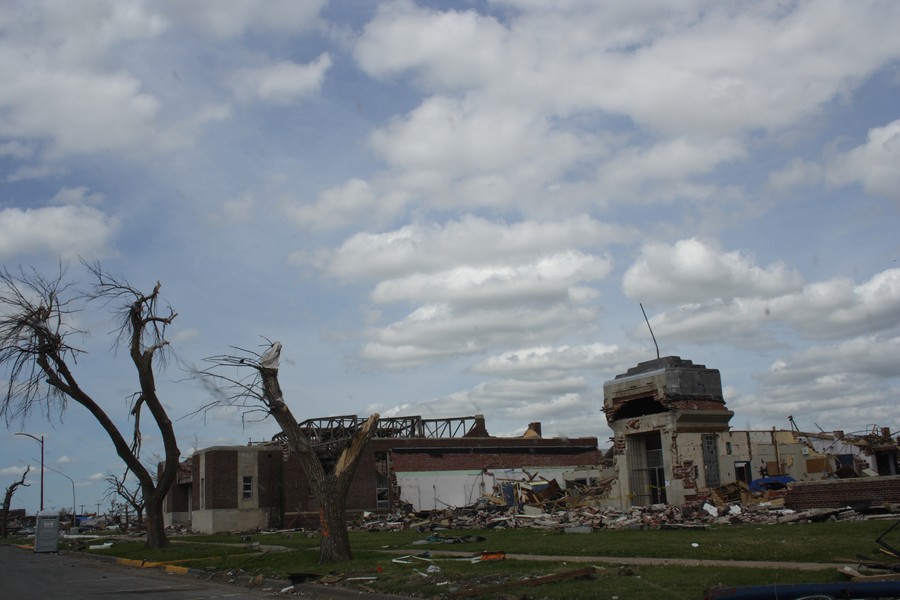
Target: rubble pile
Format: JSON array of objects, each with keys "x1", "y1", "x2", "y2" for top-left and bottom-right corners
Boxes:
[
  {"x1": 358, "y1": 502, "x2": 888, "y2": 533},
  {"x1": 356, "y1": 479, "x2": 900, "y2": 534}
]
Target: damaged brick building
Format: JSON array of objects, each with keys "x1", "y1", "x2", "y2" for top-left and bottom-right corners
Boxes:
[
  {"x1": 165, "y1": 415, "x2": 604, "y2": 533},
  {"x1": 164, "y1": 355, "x2": 898, "y2": 532},
  {"x1": 602, "y1": 356, "x2": 900, "y2": 511}
]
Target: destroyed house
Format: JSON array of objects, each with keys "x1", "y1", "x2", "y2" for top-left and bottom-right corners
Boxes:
[
  {"x1": 165, "y1": 414, "x2": 604, "y2": 533},
  {"x1": 602, "y1": 355, "x2": 900, "y2": 510}
]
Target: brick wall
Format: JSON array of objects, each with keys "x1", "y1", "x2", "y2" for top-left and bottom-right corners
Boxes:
[
  {"x1": 389, "y1": 450, "x2": 603, "y2": 472},
  {"x1": 785, "y1": 476, "x2": 900, "y2": 509},
  {"x1": 166, "y1": 482, "x2": 190, "y2": 512},
  {"x1": 281, "y1": 451, "x2": 380, "y2": 514},
  {"x1": 204, "y1": 451, "x2": 237, "y2": 510},
  {"x1": 256, "y1": 449, "x2": 282, "y2": 516}
]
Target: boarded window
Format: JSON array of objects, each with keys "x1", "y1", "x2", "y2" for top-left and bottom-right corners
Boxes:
[
  {"x1": 242, "y1": 476, "x2": 253, "y2": 500},
  {"x1": 805, "y1": 457, "x2": 831, "y2": 473}
]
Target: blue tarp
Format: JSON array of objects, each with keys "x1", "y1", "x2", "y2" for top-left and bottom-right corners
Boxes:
[{"x1": 748, "y1": 475, "x2": 795, "y2": 493}]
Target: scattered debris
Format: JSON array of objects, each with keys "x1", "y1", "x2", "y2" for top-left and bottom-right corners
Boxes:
[
  {"x1": 449, "y1": 566, "x2": 598, "y2": 598},
  {"x1": 356, "y1": 496, "x2": 895, "y2": 536}
]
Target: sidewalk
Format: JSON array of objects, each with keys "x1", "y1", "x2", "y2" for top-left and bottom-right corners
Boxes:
[{"x1": 383, "y1": 548, "x2": 847, "y2": 571}]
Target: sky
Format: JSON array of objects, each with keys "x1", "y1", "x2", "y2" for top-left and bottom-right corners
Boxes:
[{"x1": 1, "y1": 0, "x2": 899, "y2": 516}]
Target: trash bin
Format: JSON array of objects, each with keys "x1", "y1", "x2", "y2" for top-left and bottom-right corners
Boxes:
[{"x1": 34, "y1": 511, "x2": 59, "y2": 553}]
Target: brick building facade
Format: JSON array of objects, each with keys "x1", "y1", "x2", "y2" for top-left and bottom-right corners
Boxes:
[{"x1": 165, "y1": 415, "x2": 604, "y2": 533}]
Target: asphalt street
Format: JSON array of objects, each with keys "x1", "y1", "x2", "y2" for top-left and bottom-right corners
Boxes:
[
  {"x1": 0, "y1": 545, "x2": 282, "y2": 599},
  {"x1": 0, "y1": 544, "x2": 418, "y2": 600}
]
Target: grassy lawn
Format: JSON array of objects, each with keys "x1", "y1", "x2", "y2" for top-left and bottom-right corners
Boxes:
[{"x1": 3, "y1": 519, "x2": 896, "y2": 599}]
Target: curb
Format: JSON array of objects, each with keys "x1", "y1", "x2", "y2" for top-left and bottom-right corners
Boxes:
[{"x1": 114, "y1": 557, "x2": 204, "y2": 576}]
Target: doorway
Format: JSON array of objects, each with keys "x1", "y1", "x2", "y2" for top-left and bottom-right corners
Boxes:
[{"x1": 627, "y1": 431, "x2": 667, "y2": 506}]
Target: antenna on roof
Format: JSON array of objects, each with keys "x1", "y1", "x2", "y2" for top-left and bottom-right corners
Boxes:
[{"x1": 640, "y1": 303, "x2": 660, "y2": 360}]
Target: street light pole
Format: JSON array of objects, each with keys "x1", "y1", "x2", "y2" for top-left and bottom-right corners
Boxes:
[
  {"x1": 15, "y1": 432, "x2": 44, "y2": 512},
  {"x1": 43, "y1": 463, "x2": 76, "y2": 528}
]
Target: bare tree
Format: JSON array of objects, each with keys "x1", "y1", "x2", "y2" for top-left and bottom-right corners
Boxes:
[
  {"x1": 200, "y1": 341, "x2": 378, "y2": 563},
  {"x1": 0, "y1": 264, "x2": 181, "y2": 548},
  {"x1": 103, "y1": 468, "x2": 145, "y2": 528},
  {"x1": 1, "y1": 465, "x2": 30, "y2": 538}
]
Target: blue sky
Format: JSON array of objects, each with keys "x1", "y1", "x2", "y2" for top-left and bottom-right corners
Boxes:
[{"x1": 2, "y1": 0, "x2": 899, "y2": 515}]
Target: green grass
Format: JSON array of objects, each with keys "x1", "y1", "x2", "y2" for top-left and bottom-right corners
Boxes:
[
  {"x1": 41, "y1": 519, "x2": 900, "y2": 565},
  {"x1": 342, "y1": 519, "x2": 893, "y2": 563},
  {"x1": 4, "y1": 519, "x2": 896, "y2": 599}
]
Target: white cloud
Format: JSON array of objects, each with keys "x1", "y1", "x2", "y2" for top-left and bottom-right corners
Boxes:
[
  {"x1": 644, "y1": 298, "x2": 783, "y2": 349},
  {"x1": 0, "y1": 205, "x2": 119, "y2": 261},
  {"x1": 355, "y1": 1, "x2": 508, "y2": 88},
  {"x1": 50, "y1": 187, "x2": 104, "y2": 206},
  {"x1": 156, "y1": 0, "x2": 325, "y2": 38},
  {"x1": 56, "y1": 455, "x2": 76, "y2": 465},
  {"x1": 170, "y1": 328, "x2": 200, "y2": 344},
  {"x1": 0, "y1": 465, "x2": 31, "y2": 477},
  {"x1": 759, "y1": 334, "x2": 900, "y2": 386},
  {"x1": 371, "y1": 251, "x2": 610, "y2": 307},
  {"x1": 229, "y1": 55, "x2": 332, "y2": 105},
  {"x1": 827, "y1": 119, "x2": 900, "y2": 201},
  {"x1": 87, "y1": 472, "x2": 106, "y2": 481},
  {"x1": 361, "y1": 301, "x2": 600, "y2": 368},
  {"x1": 773, "y1": 269, "x2": 900, "y2": 340},
  {"x1": 599, "y1": 137, "x2": 746, "y2": 194},
  {"x1": 623, "y1": 238, "x2": 804, "y2": 304},
  {"x1": 367, "y1": 96, "x2": 594, "y2": 211},
  {"x1": 646, "y1": 268, "x2": 900, "y2": 346},
  {"x1": 768, "y1": 158, "x2": 823, "y2": 191},
  {"x1": 310, "y1": 215, "x2": 627, "y2": 281},
  {"x1": 1, "y1": 0, "x2": 168, "y2": 65},
  {"x1": 378, "y1": 375, "x2": 603, "y2": 437},
  {"x1": 356, "y1": 2, "x2": 900, "y2": 137},
  {"x1": 209, "y1": 194, "x2": 255, "y2": 225},
  {"x1": 303, "y1": 217, "x2": 624, "y2": 369},
  {"x1": 770, "y1": 120, "x2": 900, "y2": 201},
  {"x1": 0, "y1": 140, "x2": 33, "y2": 159},
  {"x1": 285, "y1": 178, "x2": 387, "y2": 231},
  {"x1": 0, "y1": 1, "x2": 172, "y2": 158},
  {"x1": 472, "y1": 343, "x2": 626, "y2": 378},
  {"x1": 4, "y1": 165, "x2": 61, "y2": 183},
  {"x1": 341, "y1": 1, "x2": 900, "y2": 231}
]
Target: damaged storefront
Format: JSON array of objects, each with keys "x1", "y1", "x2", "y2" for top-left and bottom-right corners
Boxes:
[
  {"x1": 602, "y1": 356, "x2": 900, "y2": 511},
  {"x1": 603, "y1": 356, "x2": 734, "y2": 509}
]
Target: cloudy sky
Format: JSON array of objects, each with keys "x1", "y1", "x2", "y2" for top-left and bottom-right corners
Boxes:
[{"x1": 2, "y1": 0, "x2": 899, "y2": 514}]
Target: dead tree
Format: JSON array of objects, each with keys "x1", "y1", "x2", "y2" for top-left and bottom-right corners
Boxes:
[
  {"x1": 0, "y1": 465, "x2": 30, "y2": 538},
  {"x1": 103, "y1": 469, "x2": 145, "y2": 528},
  {"x1": 0, "y1": 264, "x2": 180, "y2": 548},
  {"x1": 200, "y1": 341, "x2": 378, "y2": 563}
]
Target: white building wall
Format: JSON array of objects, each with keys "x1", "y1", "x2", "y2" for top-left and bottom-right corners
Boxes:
[
  {"x1": 191, "y1": 508, "x2": 268, "y2": 534},
  {"x1": 396, "y1": 467, "x2": 588, "y2": 511}
]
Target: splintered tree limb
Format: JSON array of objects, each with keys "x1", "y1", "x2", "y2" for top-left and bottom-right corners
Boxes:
[{"x1": 334, "y1": 413, "x2": 380, "y2": 479}]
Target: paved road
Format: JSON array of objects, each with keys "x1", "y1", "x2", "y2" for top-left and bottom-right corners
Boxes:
[
  {"x1": 0, "y1": 545, "x2": 416, "y2": 600},
  {"x1": 0, "y1": 545, "x2": 280, "y2": 599}
]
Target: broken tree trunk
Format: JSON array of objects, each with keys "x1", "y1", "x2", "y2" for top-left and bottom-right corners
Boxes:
[
  {"x1": 257, "y1": 344, "x2": 379, "y2": 563},
  {"x1": 1, "y1": 466, "x2": 30, "y2": 538}
]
